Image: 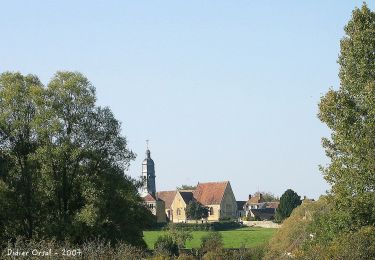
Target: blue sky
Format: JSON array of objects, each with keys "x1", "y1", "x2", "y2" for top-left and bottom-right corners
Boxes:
[{"x1": 1, "y1": 0, "x2": 373, "y2": 200}]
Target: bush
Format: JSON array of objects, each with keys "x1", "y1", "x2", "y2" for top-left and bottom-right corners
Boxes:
[
  {"x1": 165, "y1": 223, "x2": 193, "y2": 249},
  {"x1": 200, "y1": 231, "x2": 223, "y2": 255},
  {"x1": 154, "y1": 235, "x2": 179, "y2": 257},
  {"x1": 1, "y1": 238, "x2": 146, "y2": 260},
  {"x1": 264, "y1": 198, "x2": 328, "y2": 259}
]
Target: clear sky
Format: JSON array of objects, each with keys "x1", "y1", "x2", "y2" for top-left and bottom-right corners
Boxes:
[{"x1": 1, "y1": 0, "x2": 373, "y2": 200}]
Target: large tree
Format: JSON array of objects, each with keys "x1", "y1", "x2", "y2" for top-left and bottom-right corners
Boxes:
[
  {"x1": 0, "y1": 71, "x2": 153, "y2": 246},
  {"x1": 318, "y1": 3, "x2": 375, "y2": 229}
]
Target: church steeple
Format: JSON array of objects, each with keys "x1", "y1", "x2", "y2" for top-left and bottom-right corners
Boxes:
[{"x1": 140, "y1": 140, "x2": 156, "y2": 197}]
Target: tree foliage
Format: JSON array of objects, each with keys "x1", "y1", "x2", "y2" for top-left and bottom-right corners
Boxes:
[
  {"x1": 0, "y1": 71, "x2": 153, "y2": 247},
  {"x1": 176, "y1": 185, "x2": 196, "y2": 190},
  {"x1": 265, "y1": 4, "x2": 375, "y2": 259},
  {"x1": 254, "y1": 191, "x2": 279, "y2": 202},
  {"x1": 318, "y1": 3, "x2": 375, "y2": 229},
  {"x1": 185, "y1": 200, "x2": 209, "y2": 220},
  {"x1": 275, "y1": 189, "x2": 301, "y2": 222}
]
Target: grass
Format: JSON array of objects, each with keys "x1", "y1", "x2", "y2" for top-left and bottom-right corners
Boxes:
[{"x1": 143, "y1": 227, "x2": 276, "y2": 249}]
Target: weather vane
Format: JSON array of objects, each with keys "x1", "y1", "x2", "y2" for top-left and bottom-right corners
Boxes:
[{"x1": 146, "y1": 139, "x2": 149, "y2": 149}]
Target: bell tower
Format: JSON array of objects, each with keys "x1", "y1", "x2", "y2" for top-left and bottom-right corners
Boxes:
[{"x1": 140, "y1": 140, "x2": 156, "y2": 197}]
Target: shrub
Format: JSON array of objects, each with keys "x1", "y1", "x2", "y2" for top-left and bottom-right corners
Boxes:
[
  {"x1": 154, "y1": 235, "x2": 179, "y2": 257},
  {"x1": 165, "y1": 223, "x2": 193, "y2": 249},
  {"x1": 1, "y1": 238, "x2": 146, "y2": 260},
  {"x1": 200, "y1": 231, "x2": 223, "y2": 255}
]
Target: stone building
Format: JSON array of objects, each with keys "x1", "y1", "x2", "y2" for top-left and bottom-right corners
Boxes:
[
  {"x1": 140, "y1": 147, "x2": 166, "y2": 223},
  {"x1": 193, "y1": 181, "x2": 237, "y2": 221}
]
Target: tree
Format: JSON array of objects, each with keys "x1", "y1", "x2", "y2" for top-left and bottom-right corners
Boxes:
[
  {"x1": 185, "y1": 200, "x2": 209, "y2": 220},
  {"x1": 254, "y1": 191, "x2": 279, "y2": 202},
  {"x1": 176, "y1": 184, "x2": 196, "y2": 190},
  {"x1": 0, "y1": 72, "x2": 44, "y2": 239},
  {"x1": 275, "y1": 189, "x2": 301, "y2": 222},
  {"x1": 0, "y1": 71, "x2": 153, "y2": 247},
  {"x1": 318, "y1": 3, "x2": 375, "y2": 229}
]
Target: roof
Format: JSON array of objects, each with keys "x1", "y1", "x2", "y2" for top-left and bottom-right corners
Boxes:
[
  {"x1": 247, "y1": 194, "x2": 265, "y2": 204},
  {"x1": 179, "y1": 191, "x2": 194, "y2": 204},
  {"x1": 251, "y1": 208, "x2": 276, "y2": 220},
  {"x1": 143, "y1": 193, "x2": 156, "y2": 202},
  {"x1": 156, "y1": 191, "x2": 177, "y2": 208},
  {"x1": 193, "y1": 181, "x2": 229, "y2": 205},
  {"x1": 265, "y1": 202, "x2": 279, "y2": 209},
  {"x1": 237, "y1": 201, "x2": 246, "y2": 210}
]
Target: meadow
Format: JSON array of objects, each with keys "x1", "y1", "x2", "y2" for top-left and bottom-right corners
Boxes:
[{"x1": 143, "y1": 227, "x2": 276, "y2": 249}]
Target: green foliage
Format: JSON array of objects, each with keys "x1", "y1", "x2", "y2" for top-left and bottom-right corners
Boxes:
[
  {"x1": 265, "y1": 5, "x2": 375, "y2": 258},
  {"x1": 154, "y1": 235, "x2": 179, "y2": 257},
  {"x1": 222, "y1": 245, "x2": 265, "y2": 260},
  {"x1": 165, "y1": 223, "x2": 193, "y2": 249},
  {"x1": 176, "y1": 185, "x2": 196, "y2": 190},
  {"x1": 185, "y1": 200, "x2": 209, "y2": 220},
  {"x1": 1, "y1": 238, "x2": 147, "y2": 260},
  {"x1": 318, "y1": 3, "x2": 375, "y2": 229},
  {"x1": 200, "y1": 231, "x2": 223, "y2": 254},
  {"x1": 0, "y1": 71, "x2": 153, "y2": 247},
  {"x1": 264, "y1": 198, "x2": 328, "y2": 259},
  {"x1": 274, "y1": 189, "x2": 301, "y2": 222},
  {"x1": 254, "y1": 191, "x2": 279, "y2": 202}
]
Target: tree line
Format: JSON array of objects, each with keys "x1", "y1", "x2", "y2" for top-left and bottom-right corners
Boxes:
[{"x1": 0, "y1": 71, "x2": 154, "y2": 248}]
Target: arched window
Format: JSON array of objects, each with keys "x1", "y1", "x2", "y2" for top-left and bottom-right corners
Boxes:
[{"x1": 210, "y1": 207, "x2": 214, "y2": 215}]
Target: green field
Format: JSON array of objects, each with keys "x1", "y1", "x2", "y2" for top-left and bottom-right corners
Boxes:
[{"x1": 143, "y1": 227, "x2": 276, "y2": 249}]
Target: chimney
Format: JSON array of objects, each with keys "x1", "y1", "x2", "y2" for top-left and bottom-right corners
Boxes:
[{"x1": 248, "y1": 194, "x2": 252, "y2": 200}]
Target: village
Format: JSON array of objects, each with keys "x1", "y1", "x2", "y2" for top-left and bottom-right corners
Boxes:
[{"x1": 140, "y1": 146, "x2": 306, "y2": 227}]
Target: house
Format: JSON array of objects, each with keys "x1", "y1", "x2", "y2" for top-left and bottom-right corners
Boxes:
[
  {"x1": 244, "y1": 193, "x2": 280, "y2": 220},
  {"x1": 143, "y1": 193, "x2": 166, "y2": 223},
  {"x1": 193, "y1": 181, "x2": 237, "y2": 221},
  {"x1": 156, "y1": 190, "x2": 177, "y2": 221},
  {"x1": 139, "y1": 145, "x2": 238, "y2": 223},
  {"x1": 170, "y1": 190, "x2": 194, "y2": 223},
  {"x1": 236, "y1": 201, "x2": 246, "y2": 219}
]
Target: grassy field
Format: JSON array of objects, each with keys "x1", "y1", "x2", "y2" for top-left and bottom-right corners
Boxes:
[{"x1": 143, "y1": 227, "x2": 276, "y2": 249}]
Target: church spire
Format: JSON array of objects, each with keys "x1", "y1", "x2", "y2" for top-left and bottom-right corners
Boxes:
[{"x1": 140, "y1": 140, "x2": 156, "y2": 197}]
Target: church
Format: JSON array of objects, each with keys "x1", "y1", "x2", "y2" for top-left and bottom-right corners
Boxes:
[{"x1": 140, "y1": 146, "x2": 237, "y2": 223}]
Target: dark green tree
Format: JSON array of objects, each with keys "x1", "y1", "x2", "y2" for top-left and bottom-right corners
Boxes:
[
  {"x1": 318, "y1": 3, "x2": 375, "y2": 230},
  {"x1": 0, "y1": 72, "x2": 45, "y2": 239},
  {"x1": 0, "y1": 71, "x2": 153, "y2": 247},
  {"x1": 275, "y1": 189, "x2": 301, "y2": 222},
  {"x1": 185, "y1": 200, "x2": 209, "y2": 220}
]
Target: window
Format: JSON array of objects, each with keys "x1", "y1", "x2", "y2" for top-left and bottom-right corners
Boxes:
[
  {"x1": 210, "y1": 207, "x2": 214, "y2": 215},
  {"x1": 177, "y1": 208, "x2": 181, "y2": 215}
]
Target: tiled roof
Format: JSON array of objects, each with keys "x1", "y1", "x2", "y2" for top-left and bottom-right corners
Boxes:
[
  {"x1": 143, "y1": 193, "x2": 156, "y2": 202},
  {"x1": 265, "y1": 202, "x2": 279, "y2": 209},
  {"x1": 247, "y1": 195, "x2": 265, "y2": 204},
  {"x1": 179, "y1": 191, "x2": 194, "y2": 204},
  {"x1": 193, "y1": 181, "x2": 229, "y2": 205},
  {"x1": 156, "y1": 191, "x2": 177, "y2": 209}
]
